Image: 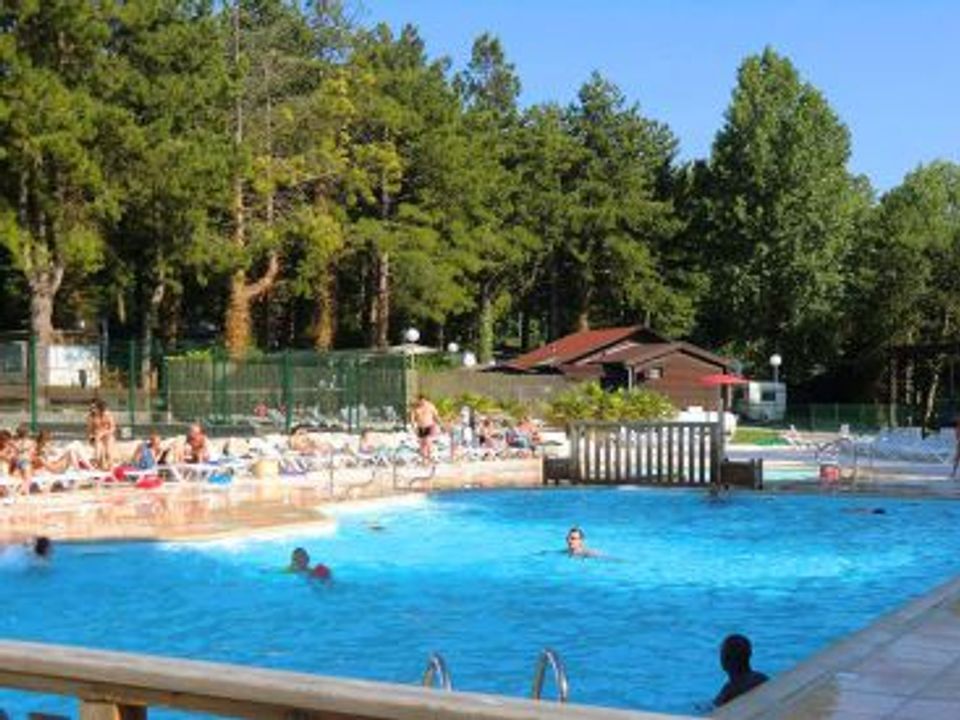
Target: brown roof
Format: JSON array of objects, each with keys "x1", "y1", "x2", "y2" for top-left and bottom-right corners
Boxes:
[
  {"x1": 504, "y1": 326, "x2": 663, "y2": 372},
  {"x1": 593, "y1": 341, "x2": 731, "y2": 369}
]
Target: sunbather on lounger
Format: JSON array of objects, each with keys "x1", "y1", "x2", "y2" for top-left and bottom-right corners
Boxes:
[{"x1": 184, "y1": 424, "x2": 211, "y2": 464}]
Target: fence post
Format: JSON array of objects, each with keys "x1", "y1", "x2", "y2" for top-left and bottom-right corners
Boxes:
[
  {"x1": 128, "y1": 339, "x2": 137, "y2": 433},
  {"x1": 210, "y1": 350, "x2": 218, "y2": 425},
  {"x1": 283, "y1": 350, "x2": 293, "y2": 433},
  {"x1": 28, "y1": 334, "x2": 38, "y2": 433}
]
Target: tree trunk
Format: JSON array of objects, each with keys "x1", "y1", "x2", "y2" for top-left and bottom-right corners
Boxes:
[
  {"x1": 373, "y1": 249, "x2": 390, "y2": 349},
  {"x1": 225, "y1": 254, "x2": 280, "y2": 356},
  {"x1": 29, "y1": 283, "x2": 56, "y2": 347},
  {"x1": 141, "y1": 280, "x2": 165, "y2": 390},
  {"x1": 478, "y1": 286, "x2": 494, "y2": 364},
  {"x1": 922, "y1": 355, "x2": 943, "y2": 431},
  {"x1": 313, "y1": 268, "x2": 337, "y2": 350},
  {"x1": 549, "y1": 252, "x2": 560, "y2": 340},
  {"x1": 28, "y1": 263, "x2": 64, "y2": 387}
]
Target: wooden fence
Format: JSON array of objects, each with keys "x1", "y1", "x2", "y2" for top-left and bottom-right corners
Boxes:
[
  {"x1": 566, "y1": 421, "x2": 722, "y2": 485},
  {"x1": 0, "y1": 640, "x2": 686, "y2": 720}
]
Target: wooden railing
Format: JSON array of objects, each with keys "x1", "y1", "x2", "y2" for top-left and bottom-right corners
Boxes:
[
  {"x1": 0, "y1": 640, "x2": 692, "y2": 720},
  {"x1": 567, "y1": 421, "x2": 722, "y2": 485}
]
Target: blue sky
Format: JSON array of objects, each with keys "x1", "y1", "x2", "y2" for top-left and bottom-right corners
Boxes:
[{"x1": 358, "y1": 0, "x2": 958, "y2": 193}]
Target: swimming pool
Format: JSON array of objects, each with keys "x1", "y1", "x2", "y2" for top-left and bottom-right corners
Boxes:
[{"x1": 3, "y1": 488, "x2": 960, "y2": 717}]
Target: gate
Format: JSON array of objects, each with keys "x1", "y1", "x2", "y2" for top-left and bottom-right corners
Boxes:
[{"x1": 567, "y1": 421, "x2": 722, "y2": 485}]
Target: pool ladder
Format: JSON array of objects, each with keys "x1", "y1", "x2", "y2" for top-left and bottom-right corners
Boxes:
[
  {"x1": 421, "y1": 648, "x2": 569, "y2": 703},
  {"x1": 531, "y1": 648, "x2": 569, "y2": 702},
  {"x1": 422, "y1": 652, "x2": 452, "y2": 690}
]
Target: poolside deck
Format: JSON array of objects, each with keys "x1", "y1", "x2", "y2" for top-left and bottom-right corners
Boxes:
[
  {"x1": 717, "y1": 576, "x2": 960, "y2": 720},
  {"x1": 0, "y1": 457, "x2": 543, "y2": 542}
]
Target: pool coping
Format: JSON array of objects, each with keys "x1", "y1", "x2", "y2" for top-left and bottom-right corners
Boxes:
[{"x1": 713, "y1": 573, "x2": 960, "y2": 719}]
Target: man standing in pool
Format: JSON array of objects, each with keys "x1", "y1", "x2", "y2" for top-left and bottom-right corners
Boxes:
[{"x1": 713, "y1": 634, "x2": 768, "y2": 707}]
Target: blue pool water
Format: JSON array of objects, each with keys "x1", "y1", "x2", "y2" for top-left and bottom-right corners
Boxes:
[{"x1": 4, "y1": 488, "x2": 960, "y2": 717}]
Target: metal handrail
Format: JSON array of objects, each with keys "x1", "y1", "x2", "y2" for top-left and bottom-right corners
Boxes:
[
  {"x1": 531, "y1": 648, "x2": 569, "y2": 703},
  {"x1": 422, "y1": 652, "x2": 452, "y2": 690}
]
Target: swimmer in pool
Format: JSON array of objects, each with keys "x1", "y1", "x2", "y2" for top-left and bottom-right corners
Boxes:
[
  {"x1": 289, "y1": 547, "x2": 311, "y2": 573},
  {"x1": 0, "y1": 535, "x2": 52, "y2": 569},
  {"x1": 32, "y1": 536, "x2": 52, "y2": 561},
  {"x1": 565, "y1": 526, "x2": 601, "y2": 558},
  {"x1": 288, "y1": 547, "x2": 333, "y2": 582}
]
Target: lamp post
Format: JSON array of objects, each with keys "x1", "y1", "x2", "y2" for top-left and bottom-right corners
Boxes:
[
  {"x1": 769, "y1": 353, "x2": 782, "y2": 384},
  {"x1": 403, "y1": 327, "x2": 420, "y2": 345}
]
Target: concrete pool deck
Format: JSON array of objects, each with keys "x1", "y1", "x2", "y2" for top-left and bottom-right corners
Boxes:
[
  {"x1": 0, "y1": 457, "x2": 543, "y2": 542},
  {"x1": 716, "y1": 576, "x2": 960, "y2": 720}
]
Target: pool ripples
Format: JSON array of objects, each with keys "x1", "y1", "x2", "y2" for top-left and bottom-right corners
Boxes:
[{"x1": 4, "y1": 488, "x2": 960, "y2": 717}]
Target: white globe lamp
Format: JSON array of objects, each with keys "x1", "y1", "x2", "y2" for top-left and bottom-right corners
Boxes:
[
  {"x1": 403, "y1": 327, "x2": 420, "y2": 345},
  {"x1": 446, "y1": 342, "x2": 460, "y2": 354},
  {"x1": 769, "y1": 353, "x2": 782, "y2": 383}
]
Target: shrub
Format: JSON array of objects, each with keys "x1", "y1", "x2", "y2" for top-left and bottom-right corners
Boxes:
[
  {"x1": 546, "y1": 382, "x2": 676, "y2": 425},
  {"x1": 430, "y1": 392, "x2": 532, "y2": 423}
]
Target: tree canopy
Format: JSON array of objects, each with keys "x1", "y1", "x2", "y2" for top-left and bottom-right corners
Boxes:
[{"x1": 0, "y1": 7, "x2": 954, "y2": 404}]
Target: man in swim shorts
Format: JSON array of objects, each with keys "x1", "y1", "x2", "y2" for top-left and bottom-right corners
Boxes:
[{"x1": 410, "y1": 395, "x2": 441, "y2": 461}]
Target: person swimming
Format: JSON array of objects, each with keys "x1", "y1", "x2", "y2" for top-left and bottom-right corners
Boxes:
[
  {"x1": 33, "y1": 536, "x2": 52, "y2": 561},
  {"x1": 565, "y1": 527, "x2": 600, "y2": 558},
  {"x1": 288, "y1": 547, "x2": 332, "y2": 581},
  {"x1": 0, "y1": 535, "x2": 52, "y2": 569},
  {"x1": 289, "y1": 547, "x2": 311, "y2": 573}
]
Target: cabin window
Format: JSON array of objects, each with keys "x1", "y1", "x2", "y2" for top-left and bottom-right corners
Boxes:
[{"x1": 647, "y1": 367, "x2": 663, "y2": 380}]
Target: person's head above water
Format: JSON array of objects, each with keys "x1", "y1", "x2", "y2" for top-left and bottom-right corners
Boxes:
[
  {"x1": 33, "y1": 536, "x2": 52, "y2": 559},
  {"x1": 290, "y1": 547, "x2": 310, "y2": 571},
  {"x1": 720, "y1": 634, "x2": 754, "y2": 676},
  {"x1": 566, "y1": 526, "x2": 586, "y2": 554}
]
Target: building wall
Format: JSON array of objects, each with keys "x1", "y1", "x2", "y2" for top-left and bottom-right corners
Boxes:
[{"x1": 635, "y1": 353, "x2": 726, "y2": 409}]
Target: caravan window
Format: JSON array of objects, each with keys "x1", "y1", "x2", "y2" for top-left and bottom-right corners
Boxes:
[{"x1": 761, "y1": 389, "x2": 777, "y2": 403}]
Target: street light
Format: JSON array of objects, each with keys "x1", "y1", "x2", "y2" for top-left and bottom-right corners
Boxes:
[
  {"x1": 446, "y1": 342, "x2": 460, "y2": 354},
  {"x1": 769, "y1": 353, "x2": 782, "y2": 384},
  {"x1": 403, "y1": 327, "x2": 420, "y2": 345}
]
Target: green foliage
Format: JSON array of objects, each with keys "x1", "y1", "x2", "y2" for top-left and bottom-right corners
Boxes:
[
  {"x1": 698, "y1": 47, "x2": 868, "y2": 381},
  {"x1": 0, "y1": 9, "x2": 954, "y2": 413},
  {"x1": 432, "y1": 391, "x2": 527, "y2": 423},
  {"x1": 546, "y1": 382, "x2": 676, "y2": 424}
]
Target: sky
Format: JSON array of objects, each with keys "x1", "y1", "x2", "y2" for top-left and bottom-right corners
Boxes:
[{"x1": 357, "y1": 0, "x2": 958, "y2": 193}]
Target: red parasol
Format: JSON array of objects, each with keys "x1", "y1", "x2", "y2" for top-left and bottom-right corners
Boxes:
[{"x1": 699, "y1": 373, "x2": 750, "y2": 386}]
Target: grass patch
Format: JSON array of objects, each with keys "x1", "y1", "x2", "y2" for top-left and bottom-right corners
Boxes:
[{"x1": 732, "y1": 426, "x2": 787, "y2": 445}]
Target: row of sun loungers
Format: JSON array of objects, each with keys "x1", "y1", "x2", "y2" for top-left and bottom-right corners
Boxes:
[
  {"x1": 782, "y1": 425, "x2": 956, "y2": 466},
  {"x1": 1, "y1": 430, "x2": 544, "y2": 500}
]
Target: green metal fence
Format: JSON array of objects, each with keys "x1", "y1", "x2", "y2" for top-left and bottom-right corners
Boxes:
[
  {"x1": 784, "y1": 403, "x2": 951, "y2": 432},
  {"x1": 163, "y1": 350, "x2": 410, "y2": 432},
  {"x1": 0, "y1": 335, "x2": 411, "y2": 435}
]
